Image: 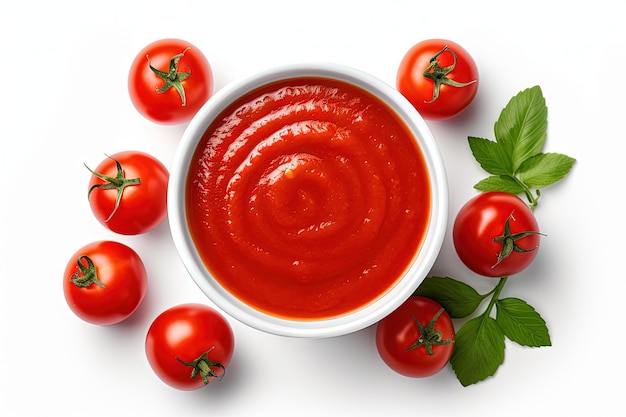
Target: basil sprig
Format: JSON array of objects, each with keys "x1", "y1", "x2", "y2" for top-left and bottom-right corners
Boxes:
[
  {"x1": 469, "y1": 86, "x2": 576, "y2": 211},
  {"x1": 415, "y1": 276, "x2": 551, "y2": 386},
  {"x1": 417, "y1": 86, "x2": 575, "y2": 386}
]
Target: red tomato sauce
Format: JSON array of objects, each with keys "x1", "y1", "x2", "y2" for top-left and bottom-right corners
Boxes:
[{"x1": 186, "y1": 77, "x2": 431, "y2": 320}]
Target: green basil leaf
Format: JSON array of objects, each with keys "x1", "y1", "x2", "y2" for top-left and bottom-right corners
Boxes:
[
  {"x1": 474, "y1": 175, "x2": 526, "y2": 195},
  {"x1": 518, "y1": 152, "x2": 577, "y2": 188},
  {"x1": 496, "y1": 298, "x2": 552, "y2": 347},
  {"x1": 414, "y1": 276, "x2": 487, "y2": 318},
  {"x1": 450, "y1": 316, "x2": 505, "y2": 386},
  {"x1": 468, "y1": 136, "x2": 512, "y2": 175},
  {"x1": 494, "y1": 86, "x2": 548, "y2": 172}
]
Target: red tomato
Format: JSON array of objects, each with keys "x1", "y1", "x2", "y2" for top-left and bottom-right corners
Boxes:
[
  {"x1": 63, "y1": 241, "x2": 148, "y2": 325},
  {"x1": 376, "y1": 296, "x2": 455, "y2": 378},
  {"x1": 145, "y1": 304, "x2": 235, "y2": 391},
  {"x1": 86, "y1": 151, "x2": 169, "y2": 235},
  {"x1": 453, "y1": 192, "x2": 541, "y2": 277},
  {"x1": 397, "y1": 39, "x2": 478, "y2": 120},
  {"x1": 128, "y1": 38, "x2": 213, "y2": 125}
]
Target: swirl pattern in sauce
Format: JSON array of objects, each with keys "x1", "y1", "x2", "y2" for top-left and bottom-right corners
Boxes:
[{"x1": 186, "y1": 78, "x2": 431, "y2": 320}]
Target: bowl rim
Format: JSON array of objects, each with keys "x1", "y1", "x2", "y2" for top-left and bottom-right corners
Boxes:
[{"x1": 168, "y1": 62, "x2": 448, "y2": 338}]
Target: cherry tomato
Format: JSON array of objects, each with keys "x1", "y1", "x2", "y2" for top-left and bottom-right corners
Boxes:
[
  {"x1": 376, "y1": 296, "x2": 455, "y2": 378},
  {"x1": 145, "y1": 303, "x2": 235, "y2": 391},
  {"x1": 453, "y1": 192, "x2": 541, "y2": 278},
  {"x1": 63, "y1": 241, "x2": 148, "y2": 325},
  {"x1": 86, "y1": 151, "x2": 169, "y2": 235},
  {"x1": 397, "y1": 39, "x2": 478, "y2": 120},
  {"x1": 128, "y1": 38, "x2": 213, "y2": 125}
]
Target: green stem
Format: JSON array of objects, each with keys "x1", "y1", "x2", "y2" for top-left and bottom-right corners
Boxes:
[
  {"x1": 85, "y1": 156, "x2": 141, "y2": 222},
  {"x1": 481, "y1": 276, "x2": 508, "y2": 320},
  {"x1": 176, "y1": 347, "x2": 226, "y2": 385},
  {"x1": 511, "y1": 176, "x2": 539, "y2": 212},
  {"x1": 422, "y1": 45, "x2": 477, "y2": 103},
  {"x1": 70, "y1": 255, "x2": 106, "y2": 288}
]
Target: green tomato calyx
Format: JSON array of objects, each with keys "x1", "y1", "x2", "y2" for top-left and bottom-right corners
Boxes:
[
  {"x1": 422, "y1": 45, "x2": 476, "y2": 103},
  {"x1": 85, "y1": 155, "x2": 141, "y2": 222},
  {"x1": 176, "y1": 347, "x2": 226, "y2": 385},
  {"x1": 70, "y1": 255, "x2": 105, "y2": 288},
  {"x1": 492, "y1": 212, "x2": 544, "y2": 269},
  {"x1": 147, "y1": 47, "x2": 191, "y2": 106},
  {"x1": 406, "y1": 308, "x2": 454, "y2": 356}
]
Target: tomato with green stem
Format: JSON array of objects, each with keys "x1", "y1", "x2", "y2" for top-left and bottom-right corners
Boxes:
[
  {"x1": 397, "y1": 39, "x2": 478, "y2": 120},
  {"x1": 128, "y1": 38, "x2": 213, "y2": 125},
  {"x1": 85, "y1": 151, "x2": 169, "y2": 235},
  {"x1": 63, "y1": 241, "x2": 148, "y2": 325},
  {"x1": 453, "y1": 191, "x2": 542, "y2": 278},
  {"x1": 145, "y1": 304, "x2": 235, "y2": 391},
  {"x1": 376, "y1": 296, "x2": 455, "y2": 378}
]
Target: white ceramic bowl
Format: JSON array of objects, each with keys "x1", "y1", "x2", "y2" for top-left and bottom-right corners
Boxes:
[{"x1": 168, "y1": 63, "x2": 448, "y2": 338}]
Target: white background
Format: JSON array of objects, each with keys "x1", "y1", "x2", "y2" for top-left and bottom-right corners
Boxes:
[{"x1": 1, "y1": 1, "x2": 623, "y2": 416}]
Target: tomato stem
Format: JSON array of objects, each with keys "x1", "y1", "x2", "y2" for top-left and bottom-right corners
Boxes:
[
  {"x1": 85, "y1": 155, "x2": 141, "y2": 222},
  {"x1": 176, "y1": 346, "x2": 226, "y2": 385},
  {"x1": 147, "y1": 47, "x2": 191, "y2": 106},
  {"x1": 406, "y1": 308, "x2": 454, "y2": 356},
  {"x1": 422, "y1": 46, "x2": 477, "y2": 103},
  {"x1": 491, "y1": 212, "x2": 543, "y2": 269},
  {"x1": 70, "y1": 255, "x2": 105, "y2": 288}
]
